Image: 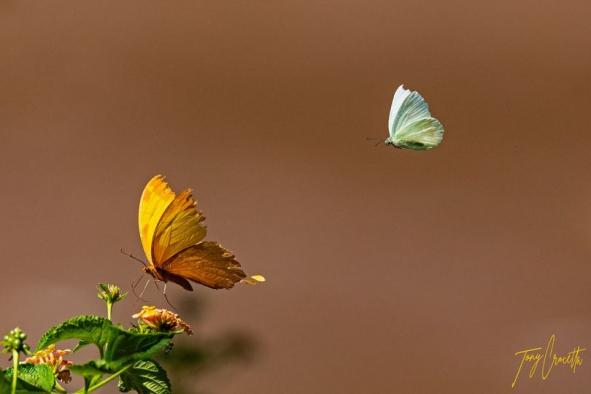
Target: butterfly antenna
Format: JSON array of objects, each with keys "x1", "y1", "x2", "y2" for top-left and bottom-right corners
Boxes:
[
  {"x1": 365, "y1": 137, "x2": 382, "y2": 147},
  {"x1": 120, "y1": 248, "x2": 147, "y2": 267},
  {"x1": 154, "y1": 280, "x2": 178, "y2": 310},
  {"x1": 138, "y1": 278, "x2": 151, "y2": 299}
]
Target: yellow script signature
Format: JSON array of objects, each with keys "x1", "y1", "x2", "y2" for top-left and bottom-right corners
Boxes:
[{"x1": 512, "y1": 334, "x2": 585, "y2": 388}]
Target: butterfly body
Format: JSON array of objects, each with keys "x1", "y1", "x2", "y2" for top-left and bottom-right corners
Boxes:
[
  {"x1": 144, "y1": 266, "x2": 194, "y2": 291},
  {"x1": 386, "y1": 85, "x2": 444, "y2": 150},
  {"x1": 137, "y1": 175, "x2": 264, "y2": 291}
]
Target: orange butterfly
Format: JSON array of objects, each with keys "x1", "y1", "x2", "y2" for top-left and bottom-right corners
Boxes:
[{"x1": 135, "y1": 175, "x2": 265, "y2": 291}]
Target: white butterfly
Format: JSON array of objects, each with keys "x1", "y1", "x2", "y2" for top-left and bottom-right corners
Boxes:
[{"x1": 385, "y1": 85, "x2": 444, "y2": 150}]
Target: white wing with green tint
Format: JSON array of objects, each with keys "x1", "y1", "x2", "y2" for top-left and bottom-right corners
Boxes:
[{"x1": 386, "y1": 85, "x2": 444, "y2": 150}]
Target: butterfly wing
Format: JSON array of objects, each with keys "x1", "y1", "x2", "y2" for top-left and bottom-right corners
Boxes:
[
  {"x1": 392, "y1": 118, "x2": 444, "y2": 150},
  {"x1": 140, "y1": 175, "x2": 264, "y2": 290},
  {"x1": 162, "y1": 242, "x2": 247, "y2": 289},
  {"x1": 388, "y1": 84, "x2": 412, "y2": 136},
  {"x1": 138, "y1": 175, "x2": 177, "y2": 265},
  {"x1": 387, "y1": 85, "x2": 444, "y2": 150},
  {"x1": 151, "y1": 188, "x2": 207, "y2": 265}
]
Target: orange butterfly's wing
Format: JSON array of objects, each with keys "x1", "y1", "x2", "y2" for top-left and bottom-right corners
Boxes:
[
  {"x1": 139, "y1": 174, "x2": 264, "y2": 290},
  {"x1": 162, "y1": 242, "x2": 247, "y2": 289},
  {"x1": 138, "y1": 175, "x2": 176, "y2": 265},
  {"x1": 151, "y1": 188, "x2": 207, "y2": 266}
]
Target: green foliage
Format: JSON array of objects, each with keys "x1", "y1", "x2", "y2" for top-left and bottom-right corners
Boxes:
[
  {"x1": 0, "y1": 374, "x2": 9, "y2": 394},
  {"x1": 4, "y1": 364, "x2": 55, "y2": 393},
  {"x1": 102, "y1": 325, "x2": 172, "y2": 368},
  {"x1": 69, "y1": 360, "x2": 113, "y2": 377},
  {"x1": 73, "y1": 340, "x2": 91, "y2": 353},
  {"x1": 0, "y1": 373, "x2": 9, "y2": 394},
  {"x1": 118, "y1": 360, "x2": 170, "y2": 394},
  {"x1": 36, "y1": 315, "x2": 109, "y2": 352},
  {"x1": 0, "y1": 285, "x2": 185, "y2": 393},
  {"x1": 0, "y1": 283, "x2": 254, "y2": 393},
  {"x1": 37, "y1": 315, "x2": 173, "y2": 370}
]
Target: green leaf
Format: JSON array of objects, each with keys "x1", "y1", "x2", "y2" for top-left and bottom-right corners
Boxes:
[
  {"x1": 4, "y1": 363, "x2": 55, "y2": 393},
  {"x1": 118, "y1": 360, "x2": 171, "y2": 394},
  {"x1": 36, "y1": 315, "x2": 110, "y2": 351},
  {"x1": 73, "y1": 339, "x2": 92, "y2": 352},
  {"x1": 37, "y1": 315, "x2": 174, "y2": 369},
  {"x1": 103, "y1": 328, "x2": 172, "y2": 367},
  {"x1": 0, "y1": 373, "x2": 10, "y2": 394},
  {"x1": 70, "y1": 360, "x2": 112, "y2": 377}
]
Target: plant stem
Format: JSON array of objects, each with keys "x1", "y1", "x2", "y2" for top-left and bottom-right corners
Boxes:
[
  {"x1": 11, "y1": 349, "x2": 19, "y2": 394},
  {"x1": 54, "y1": 381, "x2": 68, "y2": 393},
  {"x1": 88, "y1": 364, "x2": 131, "y2": 392},
  {"x1": 106, "y1": 302, "x2": 113, "y2": 321}
]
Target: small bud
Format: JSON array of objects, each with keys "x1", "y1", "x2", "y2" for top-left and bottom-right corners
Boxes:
[
  {"x1": 97, "y1": 283, "x2": 127, "y2": 304},
  {"x1": 2, "y1": 327, "x2": 29, "y2": 354}
]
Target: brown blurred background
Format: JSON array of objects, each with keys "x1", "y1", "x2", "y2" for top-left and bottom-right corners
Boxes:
[{"x1": 1, "y1": 1, "x2": 591, "y2": 393}]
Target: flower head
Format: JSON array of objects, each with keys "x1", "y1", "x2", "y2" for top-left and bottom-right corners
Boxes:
[
  {"x1": 132, "y1": 306, "x2": 193, "y2": 335},
  {"x1": 2, "y1": 327, "x2": 29, "y2": 354},
  {"x1": 97, "y1": 283, "x2": 127, "y2": 304},
  {"x1": 26, "y1": 345, "x2": 73, "y2": 383}
]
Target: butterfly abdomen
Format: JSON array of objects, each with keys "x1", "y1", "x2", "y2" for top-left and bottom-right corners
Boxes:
[
  {"x1": 158, "y1": 268, "x2": 194, "y2": 291},
  {"x1": 396, "y1": 141, "x2": 428, "y2": 150}
]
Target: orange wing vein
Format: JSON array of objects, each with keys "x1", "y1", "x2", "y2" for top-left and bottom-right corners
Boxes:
[
  {"x1": 162, "y1": 242, "x2": 247, "y2": 289},
  {"x1": 151, "y1": 188, "x2": 207, "y2": 266}
]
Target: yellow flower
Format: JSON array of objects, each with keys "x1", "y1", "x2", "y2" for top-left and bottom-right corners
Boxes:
[
  {"x1": 132, "y1": 306, "x2": 193, "y2": 335},
  {"x1": 25, "y1": 345, "x2": 73, "y2": 383}
]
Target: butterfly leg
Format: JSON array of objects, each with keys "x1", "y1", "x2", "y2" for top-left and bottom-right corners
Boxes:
[
  {"x1": 138, "y1": 278, "x2": 151, "y2": 298},
  {"x1": 131, "y1": 273, "x2": 147, "y2": 301},
  {"x1": 131, "y1": 272, "x2": 145, "y2": 291},
  {"x1": 152, "y1": 280, "x2": 173, "y2": 307},
  {"x1": 160, "y1": 282, "x2": 178, "y2": 311}
]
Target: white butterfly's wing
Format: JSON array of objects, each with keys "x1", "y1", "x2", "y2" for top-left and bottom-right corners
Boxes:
[
  {"x1": 388, "y1": 85, "x2": 411, "y2": 137},
  {"x1": 392, "y1": 117, "x2": 444, "y2": 150}
]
